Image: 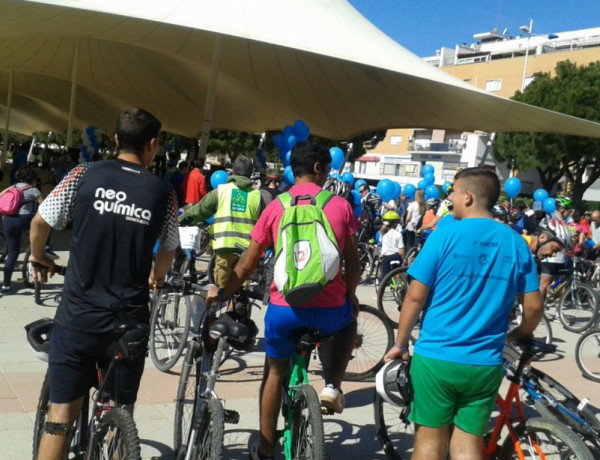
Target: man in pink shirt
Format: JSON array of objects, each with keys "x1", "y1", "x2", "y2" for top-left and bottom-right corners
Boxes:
[{"x1": 206, "y1": 142, "x2": 361, "y2": 460}]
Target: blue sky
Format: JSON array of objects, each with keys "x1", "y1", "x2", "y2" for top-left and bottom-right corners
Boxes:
[{"x1": 348, "y1": 0, "x2": 600, "y2": 57}]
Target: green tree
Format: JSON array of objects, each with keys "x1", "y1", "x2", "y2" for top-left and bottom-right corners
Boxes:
[{"x1": 494, "y1": 60, "x2": 600, "y2": 209}]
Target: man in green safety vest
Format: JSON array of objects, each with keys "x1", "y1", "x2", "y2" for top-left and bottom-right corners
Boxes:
[{"x1": 179, "y1": 156, "x2": 264, "y2": 289}]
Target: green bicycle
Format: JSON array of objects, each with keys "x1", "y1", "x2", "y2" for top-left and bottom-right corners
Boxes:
[{"x1": 377, "y1": 265, "x2": 409, "y2": 328}]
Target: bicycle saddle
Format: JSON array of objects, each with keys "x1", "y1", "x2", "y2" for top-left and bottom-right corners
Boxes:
[
  {"x1": 513, "y1": 338, "x2": 557, "y2": 360},
  {"x1": 209, "y1": 312, "x2": 250, "y2": 344},
  {"x1": 290, "y1": 328, "x2": 334, "y2": 352},
  {"x1": 111, "y1": 311, "x2": 150, "y2": 361}
]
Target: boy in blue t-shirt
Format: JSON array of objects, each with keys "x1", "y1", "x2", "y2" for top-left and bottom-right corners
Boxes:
[{"x1": 384, "y1": 167, "x2": 543, "y2": 460}]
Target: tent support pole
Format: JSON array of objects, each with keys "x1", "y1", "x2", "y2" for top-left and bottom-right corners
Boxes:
[
  {"x1": 198, "y1": 35, "x2": 223, "y2": 161},
  {"x1": 66, "y1": 38, "x2": 80, "y2": 148},
  {"x1": 2, "y1": 70, "x2": 13, "y2": 170}
]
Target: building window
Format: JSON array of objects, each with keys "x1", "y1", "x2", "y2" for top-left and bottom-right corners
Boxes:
[
  {"x1": 359, "y1": 162, "x2": 366, "y2": 174},
  {"x1": 485, "y1": 79, "x2": 502, "y2": 92},
  {"x1": 390, "y1": 135, "x2": 402, "y2": 146},
  {"x1": 382, "y1": 163, "x2": 396, "y2": 175}
]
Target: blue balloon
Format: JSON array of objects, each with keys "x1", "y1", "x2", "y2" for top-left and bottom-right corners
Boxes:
[
  {"x1": 354, "y1": 204, "x2": 363, "y2": 219},
  {"x1": 423, "y1": 173, "x2": 435, "y2": 186},
  {"x1": 283, "y1": 125, "x2": 295, "y2": 138},
  {"x1": 534, "y1": 188, "x2": 549, "y2": 203},
  {"x1": 354, "y1": 179, "x2": 367, "y2": 190},
  {"x1": 377, "y1": 179, "x2": 395, "y2": 202},
  {"x1": 422, "y1": 164, "x2": 435, "y2": 176},
  {"x1": 205, "y1": 214, "x2": 215, "y2": 224},
  {"x1": 293, "y1": 120, "x2": 310, "y2": 142},
  {"x1": 392, "y1": 182, "x2": 402, "y2": 200},
  {"x1": 543, "y1": 197, "x2": 556, "y2": 214},
  {"x1": 285, "y1": 134, "x2": 297, "y2": 151},
  {"x1": 283, "y1": 165, "x2": 295, "y2": 185},
  {"x1": 417, "y1": 180, "x2": 427, "y2": 190},
  {"x1": 210, "y1": 170, "x2": 228, "y2": 189},
  {"x1": 351, "y1": 190, "x2": 362, "y2": 206},
  {"x1": 404, "y1": 183, "x2": 416, "y2": 199},
  {"x1": 504, "y1": 177, "x2": 522, "y2": 199},
  {"x1": 341, "y1": 172, "x2": 355, "y2": 185},
  {"x1": 285, "y1": 150, "x2": 292, "y2": 165},
  {"x1": 425, "y1": 185, "x2": 440, "y2": 200},
  {"x1": 329, "y1": 147, "x2": 345, "y2": 170},
  {"x1": 443, "y1": 181, "x2": 452, "y2": 195},
  {"x1": 330, "y1": 172, "x2": 343, "y2": 181},
  {"x1": 273, "y1": 134, "x2": 284, "y2": 151}
]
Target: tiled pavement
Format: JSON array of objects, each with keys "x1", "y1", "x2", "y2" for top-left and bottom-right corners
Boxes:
[{"x1": 1, "y1": 221, "x2": 599, "y2": 458}]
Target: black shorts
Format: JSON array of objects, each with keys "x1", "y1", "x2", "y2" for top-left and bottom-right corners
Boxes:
[
  {"x1": 48, "y1": 323, "x2": 146, "y2": 405},
  {"x1": 539, "y1": 262, "x2": 565, "y2": 276}
]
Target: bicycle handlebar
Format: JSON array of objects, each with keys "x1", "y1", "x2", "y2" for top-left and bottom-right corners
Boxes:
[{"x1": 31, "y1": 262, "x2": 67, "y2": 276}]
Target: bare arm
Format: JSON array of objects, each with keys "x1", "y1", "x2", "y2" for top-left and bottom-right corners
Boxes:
[
  {"x1": 508, "y1": 290, "x2": 543, "y2": 340},
  {"x1": 150, "y1": 247, "x2": 176, "y2": 287},
  {"x1": 384, "y1": 279, "x2": 429, "y2": 362},
  {"x1": 29, "y1": 213, "x2": 54, "y2": 281}
]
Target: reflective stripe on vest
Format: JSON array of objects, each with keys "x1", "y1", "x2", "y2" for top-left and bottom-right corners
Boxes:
[{"x1": 212, "y1": 182, "x2": 261, "y2": 250}]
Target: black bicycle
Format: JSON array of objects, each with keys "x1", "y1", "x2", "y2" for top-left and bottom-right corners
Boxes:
[{"x1": 27, "y1": 313, "x2": 148, "y2": 460}]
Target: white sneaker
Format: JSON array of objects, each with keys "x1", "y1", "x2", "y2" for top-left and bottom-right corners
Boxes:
[{"x1": 320, "y1": 384, "x2": 344, "y2": 414}]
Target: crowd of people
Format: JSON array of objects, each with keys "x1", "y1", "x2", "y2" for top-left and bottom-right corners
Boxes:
[{"x1": 15, "y1": 105, "x2": 593, "y2": 460}]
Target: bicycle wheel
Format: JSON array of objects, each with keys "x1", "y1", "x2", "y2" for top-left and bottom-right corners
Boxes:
[
  {"x1": 149, "y1": 291, "x2": 191, "y2": 372},
  {"x1": 373, "y1": 392, "x2": 414, "y2": 460},
  {"x1": 93, "y1": 407, "x2": 141, "y2": 460},
  {"x1": 191, "y1": 398, "x2": 224, "y2": 459},
  {"x1": 174, "y1": 340, "x2": 201, "y2": 451},
  {"x1": 32, "y1": 370, "x2": 50, "y2": 459},
  {"x1": 405, "y1": 247, "x2": 418, "y2": 267},
  {"x1": 558, "y1": 282, "x2": 599, "y2": 333},
  {"x1": 358, "y1": 243, "x2": 375, "y2": 284},
  {"x1": 291, "y1": 385, "x2": 326, "y2": 460},
  {"x1": 499, "y1": 417, "x2": 594, "y2": 459},
  {"x1": 22, "y1": 246, "x2": 36, "y2": 289},
  {"x1": 343, "y1": 305, "x2": 394, "y2": 381},
  {"x1": 575, "y1": 328, "x2": 600, "y2": 383},
  {"x1": 377, "y1": 266, "x2": 409, "y2": 328},
  {"x1": 0, "y1": 232, "x2": 7, "y2": 262},
  {"x1": 207, "y1": 253, "x2": 216, "y2": 285}
]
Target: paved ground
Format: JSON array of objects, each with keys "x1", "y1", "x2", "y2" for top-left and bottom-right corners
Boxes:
[{"x1": 0, "y1": 177, "x2": 598, "y2": 459}]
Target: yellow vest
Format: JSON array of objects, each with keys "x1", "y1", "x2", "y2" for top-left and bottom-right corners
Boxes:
[{"x1": 211, "y1": 182, "x2": 261, "y2": 251}]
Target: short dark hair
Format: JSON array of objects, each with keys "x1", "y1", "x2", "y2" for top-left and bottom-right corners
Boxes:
[
  {"x1": 290, "y1": 141, "x2": 331, "y2": 177},
  {"x1": 232, "y1": 156, "x2": 254, "y2": 178},
  {"x1": 16, "y1": 165, "x2": 38, "y2": 184},
  {"x1": 178, "y1": 160, "x2": 189, "y2": 171},
  {"x1": 454, "y1": 167, "x2": 500, "y2": 210},
  {"x1": 115, "y1": 107, "x2": 161, "y2": 155}
]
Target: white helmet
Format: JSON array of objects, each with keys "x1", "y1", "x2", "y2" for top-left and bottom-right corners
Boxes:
[
  {"x1": 375, "y1": 359, "x2": 412, "y2": 407},
  {"x1": 538, "y1": 215, "x2": 572, "y2": 249}
]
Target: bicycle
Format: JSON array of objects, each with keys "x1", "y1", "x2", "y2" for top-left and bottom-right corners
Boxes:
[
  {"x1": 0, "y1": 230, "x2": 7, "y2": 262},
  {"x1": 27, "y1": 312, "x2": 148, "y2": 460},
  {"x1": 377, "y1": 265, "x2": 409, "y2": 327},
  {"x1": 575, "y1": 326, "x2": 600, "y2": 383},
  {"x1": 22, "y1": 246, "x2": 63, "y2": 305},
  {"x1": 173, "y1": 281, "x2": 256, "y2": 459},
  {"x1": 357, "y1": 240, "x2": 377, "y2": 284},
  {"x1": 508, "y1": 300, "x2": 553, "y2": 352},
  {"x1": 374, "y1": 339, "x2": 594, "y2": 459}
]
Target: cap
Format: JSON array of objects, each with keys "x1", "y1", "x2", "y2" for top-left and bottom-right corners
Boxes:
[{"x1": 532, "y1": 201, "x2": 543, "y2": 212}]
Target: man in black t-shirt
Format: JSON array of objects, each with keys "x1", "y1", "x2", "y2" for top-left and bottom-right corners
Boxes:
[{"x1": 30, "y1": 108, "x2": 179, "y2": 460}]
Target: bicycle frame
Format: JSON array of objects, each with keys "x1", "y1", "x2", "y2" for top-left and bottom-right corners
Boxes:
[{"x1": 281, "y1": 351, "x2": 311, "y2": 459}]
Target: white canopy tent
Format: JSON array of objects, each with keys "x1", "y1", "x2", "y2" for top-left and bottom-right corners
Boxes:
[{"x1": 1, "y1": 0, "x2": 600, "y2": 148}]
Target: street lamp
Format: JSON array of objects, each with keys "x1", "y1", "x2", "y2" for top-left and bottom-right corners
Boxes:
[{"x1": 519, "y1": 19, "x2": 559, "y2": 92}]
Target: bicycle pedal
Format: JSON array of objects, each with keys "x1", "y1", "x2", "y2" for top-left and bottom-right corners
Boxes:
[{"x1": 224, "y1": 409, "x2": 240, "y2": 424}]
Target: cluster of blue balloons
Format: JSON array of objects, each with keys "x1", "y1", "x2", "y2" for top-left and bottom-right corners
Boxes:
[
  {"x1": 414, "y1": 164, "x2": 443, "y2": 201},
  {"x1": 533, "y1": 188, "x2": 558, "y2": 214},
  {"x1": 376, "y1": 179, "x2": 402, "y2": 203},
  {"x1": 80, "y1": 125, "x2": 101, "y2": 162},
  {"x1": 273, "y1": 120, "x2": 311, "y2": 186}
]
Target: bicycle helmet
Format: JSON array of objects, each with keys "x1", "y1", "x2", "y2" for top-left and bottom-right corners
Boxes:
[
  {"x1": 441, "y1": 198, "x2": 453, "y2": 211},
  {"x1": 376, "y1": 359, "x2": 412, "y2": 407},
  {"x1": 508, "y1": 210, "x2": 522, "y2": 223},
  {"x1": 538, "y1": 215, "x2": 572, "y2": 249},
  {"x1": 426, "y1": 198, "x2": 439, "y2": 208},
  {"x1": 382, "y1": 210, "x2": 401, "y2": 224},
  {"x1": 555, "y1": 196, "x2": 572, "y2": 210},
  {"x1": 25, "y1": 318, "x2": 53, "y2": 362},
  {"x1": 323, "y1": 177, "x2": 351, "y2": 202}
]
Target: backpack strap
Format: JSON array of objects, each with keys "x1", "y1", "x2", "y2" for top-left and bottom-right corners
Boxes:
[
  {"x1": 277, "y1": 192, "x2": 292, "y2": 211},
  {"x1": 314, "y1": 190, "x2": 334, "y2": 210},
  {"x1": 277, "y1": 190, "x2": 333, "y2": 210}
]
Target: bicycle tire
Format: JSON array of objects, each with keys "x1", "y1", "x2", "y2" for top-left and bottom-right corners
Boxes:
[
  {"x1": 0, "y1": 232, "x2": 7, "y2": 262},
  {"x1": 191, "y1": 398, "x2": 224, "y2": 459},
  {"x1": 377, "y1": 266, "x2": 409, "y2": 328},
  {"x1": 174, "y1": 340, "x2": 201, "y2": 452},
  {"x1": 149, "y1": 291, "x2": 191, "y2": 372},
  {"x1": 373, "y1": 392, "x2": 414, "y2": 460},
  {"x1": 575, "y1": 328, "x2": 600, "y2": 383},
  {"x1": 343, "y1": 305, "x2": 394, "y2": 381},
  {"x1": 93, "y1": 407, "x2": 141, "y2": 460},
  {"x1": 207, "y1": 253, "x2": 216, "y2": 285},
  {"x1": 22, "y1": 246, "x2": 36, "y2": 289},
  {"x1": 291, "y1": 385, "x2": 326, "y2": 460},
  {"x1": 499, "y1": 417, "x2": 594, "y2": 459},
  {"x1": 358, "y1": 243, "x2": 375, "y2": 284},
  {"x1": 32, "y1": 370, "x2": 50, "y2": 459},
  {"x1": 558, "y1": 281, "x2": 599, "y2": 333},
  {"x1": 405, "y1": 247, "x2": 418, "y2": 267}
]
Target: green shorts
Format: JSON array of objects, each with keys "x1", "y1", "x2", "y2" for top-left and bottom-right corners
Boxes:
[{"x1": 409, "y1": 353, "x2": 503, "y2": 436}]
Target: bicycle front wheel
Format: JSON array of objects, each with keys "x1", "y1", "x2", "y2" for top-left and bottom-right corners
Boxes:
[
  {"x1": 174, "y1": 340, "x2": 201, "y2": 452},
  {"x1": 191, "y1": 398, "x2": 224, "y2": 459},
  {"x1": 32, "y1": 371, "x2": 50, "y2": 459},
  {"x1": 343, "y1": 305, "x2": 394, "y2": 381},
  {"x1": 358, "y1": 243, "x2": 375, "y2": 284},
  {"x1": 0, "y1": 232, "x2": 7, "y2": 262},
  {"x1": 373, "y1": 392, "x2": 414, "y2": 459},
  {"x1": 558, "y1": 282, "x2": 599, "y2": 333},
  {"x1": 22, "y1": 246, "x2": 36, "y2": 289},
  {"x1": 575, "y1": 328, "x2": 600, "y2": 383},
  {"x1": 93, "y1": 407, "x2": 141, "y2": 460},
  {"x1": 149, "y1": 291, "x2": 191, "y2": 372},
  {"x1": 499, "y1": 417, "x2": 594, "y2": 459},
  {"x1": 377, "y1": 266, "x2": 409, "y2": 327},
  {"x1": 291, "y1": 385, "x2": 326, "y2": 460}
]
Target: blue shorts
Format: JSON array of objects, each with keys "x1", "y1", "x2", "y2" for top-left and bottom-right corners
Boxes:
[
  {"x1": 48, "y1": 323, "x2": 146, "y2": 405},
  {"x1": 264, "y1": 299, "x2": 354, "y2": 359}
]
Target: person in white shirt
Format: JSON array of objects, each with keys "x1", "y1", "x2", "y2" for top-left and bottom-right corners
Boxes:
[{"x1": 379, "y1": 211, "x2": 406, "y2": 281}]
